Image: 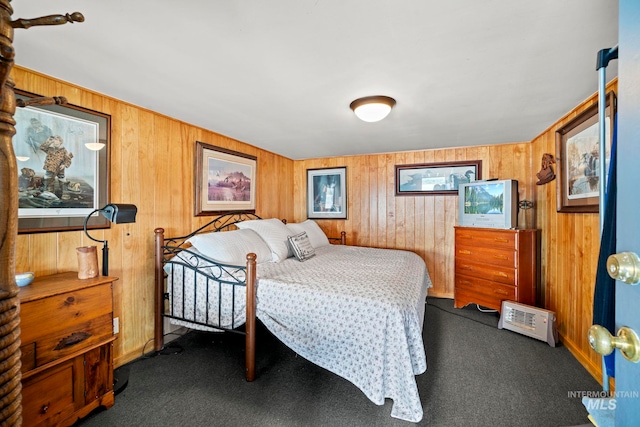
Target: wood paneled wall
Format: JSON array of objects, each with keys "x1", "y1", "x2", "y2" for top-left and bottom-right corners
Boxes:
[
  {"x1": 11, "y1": 65, "x2": 613, "y2": 386},
  {"x1": 293, "y1": 143, "x2": 534, "y2": 298},
  {"x1": 12, "y1": 67, "x2": 294, "y2": 366},
  {"x1": 532, "y1": 80, "x2": 618, "y2": 385},
  {"x1": 293, "y1": 82, "x2": 617, "y2": 386}
]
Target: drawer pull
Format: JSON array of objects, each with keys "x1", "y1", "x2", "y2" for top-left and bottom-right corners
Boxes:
[
  {"x1": 54, "y1": 331, "x2": 91, "y2": 350},
  {"x1": 493, "y1": 254, "x2": 508, "y2": 260},
  {"x1": 460, "y1": 265, "x2": 473, "y2": 271},
  {"x1": 494, "y1": 238, "x2": 509, "y2": 243},
  {"x1": 458, "y1": 250, "x2": 472, "y2": 255},
  {"x1": 41, "y1": 404, "x2": 49, "y2": 414},
  {"x1": 494, "y1": 289, "x2": 510, "y2": 296},
  {"x1": 493, "y1": 272, "x2": 509, "y2": 278}
]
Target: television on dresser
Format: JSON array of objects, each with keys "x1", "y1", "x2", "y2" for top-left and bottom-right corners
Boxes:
[{"x1": 458, "y1": 179, "x2": 519, "y2": 229}]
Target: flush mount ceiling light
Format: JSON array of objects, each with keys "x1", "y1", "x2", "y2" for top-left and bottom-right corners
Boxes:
[
  {"x1": 85, "y1": 142, "x2": 106, "y2": 151},
  {"x1": 350, "y1": 95, "x2": 396, "y2": 122}
]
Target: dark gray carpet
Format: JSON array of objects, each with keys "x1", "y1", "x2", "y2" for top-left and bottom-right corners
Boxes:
[{"x1": 77, "y1": 298, "x2": 598, "y2": 426}]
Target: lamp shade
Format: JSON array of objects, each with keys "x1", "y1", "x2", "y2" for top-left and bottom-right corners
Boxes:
[
  {"x1": 100, "y1": 203, "x2": 137, "y2": 224},
  {"x1": 350, "y1": 96, "x2": 396, "y2": 122}
]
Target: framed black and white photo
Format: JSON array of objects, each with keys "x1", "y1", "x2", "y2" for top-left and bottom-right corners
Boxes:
[
  {"x1": 307, "y1": 167, "x2": 347, "y2": 219},
  {"x1": 13, "y1": 89, "x2": 111, "y2": 233}
]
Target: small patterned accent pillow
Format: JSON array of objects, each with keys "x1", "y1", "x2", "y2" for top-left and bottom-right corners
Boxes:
[{"x1": 287, "y1": 231, "x2": 316, "y2": 261}]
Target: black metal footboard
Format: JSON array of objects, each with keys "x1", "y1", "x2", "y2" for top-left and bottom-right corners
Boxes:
[{"x1": 154, "y1": 212, "x2": 260, "y2": 381}]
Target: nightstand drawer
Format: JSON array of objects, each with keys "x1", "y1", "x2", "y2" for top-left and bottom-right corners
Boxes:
[
  {"x1": 20, "y1": 282, "x2": 113, "y2": 371},
  {"x1": 22, "y1": 357, "x2": 82, "y2": 427},
  {"x1": 36, "y1": 313, "x2": 113, "y2": 369}
]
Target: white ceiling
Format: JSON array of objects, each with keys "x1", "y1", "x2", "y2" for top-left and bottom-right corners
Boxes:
[{"x1": 11, "y1": 1, "x2": 618, "y2": 160}]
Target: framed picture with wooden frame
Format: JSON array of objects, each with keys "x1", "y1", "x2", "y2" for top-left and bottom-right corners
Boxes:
[
  {"x1": 395, "y1": 160, "x2": 482, "y2": 196},
  {"x1": 555, "y1": 91, "x2": 616, "y2": 213},
  {"x1": 194, "y1": 141, "x2": 257, "y2": 216},
  {"x1": 13, "y1": 89, "x2": 111, "y2": 234}
]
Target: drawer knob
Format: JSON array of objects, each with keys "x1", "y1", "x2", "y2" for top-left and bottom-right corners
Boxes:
[{"x1": 41, "y1": 404, "x2": 49, "y2": 414}]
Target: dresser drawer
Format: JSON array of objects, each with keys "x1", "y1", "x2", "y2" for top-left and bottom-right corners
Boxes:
[
  {"x1": 455, "y1": 274, "x2": 516, "y2": 300},
  {"x1": 455, "y1": 260, "x2": 516, "y2": 285},
  {"x1": 20, "y1": 283, "x2": 113, "y2": 371},
  {"x1": 455, "y1": 228, "x2": 518, "y2": 250},
  {"x1": 455, "y1": 244, "x2": 516, "y2": 268},
  {"x1": 454, "y1": 287, "x2": 505, "y2": 312}
]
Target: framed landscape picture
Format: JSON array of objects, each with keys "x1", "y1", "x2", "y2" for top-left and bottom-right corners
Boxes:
[
  {"x1": 195, "y1": 141, "x2": 257, "y2": 216},
  {"x1": 555, "y1": 91, "x2": 616, "y2": 213}
]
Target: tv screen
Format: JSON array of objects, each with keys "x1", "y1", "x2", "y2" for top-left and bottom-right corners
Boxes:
[
  {"x1": 464, "y1": 182, "x2": 506, "y2": 214},
  {"x1": 458, "y1": 180, "x2": 518, "y2": 229}
]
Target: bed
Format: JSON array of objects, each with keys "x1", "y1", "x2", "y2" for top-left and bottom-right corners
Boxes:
[{"x1": 154, "y1": 212, "x2": 432, "y2": 422}]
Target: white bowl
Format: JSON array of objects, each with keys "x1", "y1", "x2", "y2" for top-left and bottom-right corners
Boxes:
[{"x1": 15, "y1": 272, "x2": 35, "y2": 287}]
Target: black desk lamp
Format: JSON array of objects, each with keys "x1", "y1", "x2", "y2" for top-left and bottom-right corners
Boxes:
[{"x1": 83, "y1": 203, "x2": 137, "y2": 276}]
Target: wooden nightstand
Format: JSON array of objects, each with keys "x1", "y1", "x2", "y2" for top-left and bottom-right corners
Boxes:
[{"x1": 18, "y1": 272, "x2": 117, "y2": 427}]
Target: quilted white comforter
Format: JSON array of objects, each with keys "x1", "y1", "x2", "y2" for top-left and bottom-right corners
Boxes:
[
  {"x1": 257, "y1": 245, "x2": 431, "y2": 422},
  {"x1": 167, "y1": 244, "x2": 431, "y2": 422}
]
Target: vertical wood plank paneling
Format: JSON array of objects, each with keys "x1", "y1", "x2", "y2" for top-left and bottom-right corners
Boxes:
[
  {"x1": 530, "y1": 80, "x2": 618, "y2": 385},
  {"x1": 293, "y1": 141, "x2": 533, "y2": 298},
  {"x1": 363, "y1": 155, "x2": 379, "y2": 247},
  {"x1": 12, "y1": 66, "x2": 294, "y2": 367},
  {"x1": 11, "y1": 65, "x2": 612, "y2": 388},
  {"x1": 377, "y1": 155, "x2": 387, "y2": 248}
]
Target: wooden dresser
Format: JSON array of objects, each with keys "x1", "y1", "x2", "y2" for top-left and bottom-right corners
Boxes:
[
  {"x1": 18, "y1": 272, "x2": 117, "y2": 427},
  {"x1": 454, "y1": 226, "x2": 537, "y2": 312}
]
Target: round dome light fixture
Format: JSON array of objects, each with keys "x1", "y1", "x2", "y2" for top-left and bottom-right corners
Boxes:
[
  {"x1": 350, "y1": 95, "x2": 396, "y2": 122},
  {"x1": 85, "y1": 142, "x2": 106, "y2": 151}
]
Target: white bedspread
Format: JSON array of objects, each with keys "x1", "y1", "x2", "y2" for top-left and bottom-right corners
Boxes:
[
  {"x1": 256, "y1": 245, "x2": 431, "y2": 422},
  {"x1": 166, "y1": 244, "x2": 431, "y2": 422}
]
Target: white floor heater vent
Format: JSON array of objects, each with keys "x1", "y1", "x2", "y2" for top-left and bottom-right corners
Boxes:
[{"x1": 498, "y1": 301, "x2": 557, "y2": 347}]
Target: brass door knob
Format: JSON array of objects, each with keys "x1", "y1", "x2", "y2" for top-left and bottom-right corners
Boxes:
[
  {"x1": 607, "y1": 252, "x2": 640, "y2": 285},
  {"x1": 588, "y1": 325, "x2": 640, "y2": 363}
]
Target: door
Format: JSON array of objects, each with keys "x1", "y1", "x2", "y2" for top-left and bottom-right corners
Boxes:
[{"x1": 612, "y1": 0, "x2": 640, "y2": 423}]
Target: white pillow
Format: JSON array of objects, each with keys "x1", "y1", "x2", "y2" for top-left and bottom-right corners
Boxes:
[
  {"x1": 186, "y1": 228, "x2": 272, "y2": 265},
  {"x1": 287, "y1": 232, "x2": 315, "y2": 262},
  {"x1": 236, "y1": 218, "x2": 294, "y2": 262},
  {"x1": 286, "y1": 220, "x2": 330, "y2": 248}
]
